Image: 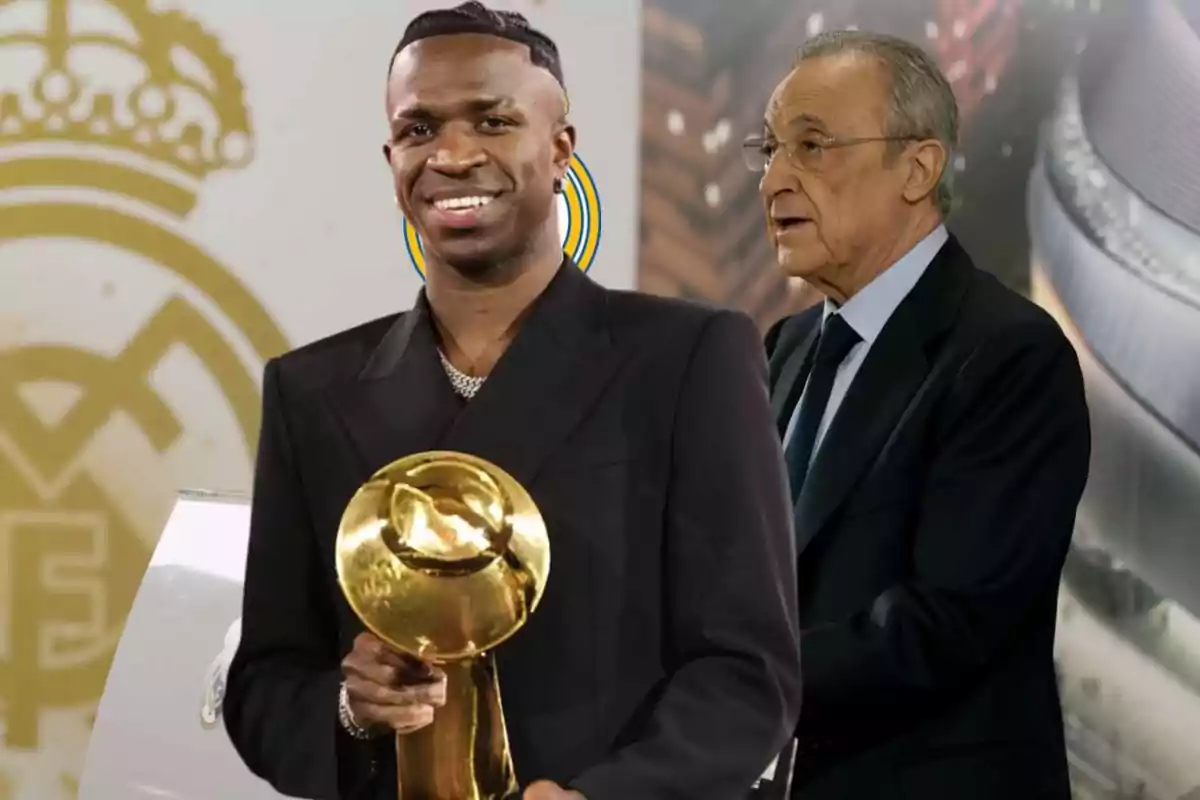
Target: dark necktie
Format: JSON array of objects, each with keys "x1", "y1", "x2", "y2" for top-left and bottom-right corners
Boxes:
[{"x1": 784, "y1": 314, "x2": 862, "y2": 500}]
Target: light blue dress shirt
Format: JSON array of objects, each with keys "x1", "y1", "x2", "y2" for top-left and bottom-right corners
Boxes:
[{"x1": 783, "y1": 225, "x2": 949, "y2": 457}]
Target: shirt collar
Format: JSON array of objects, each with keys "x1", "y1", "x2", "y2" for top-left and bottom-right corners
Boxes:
[{"x1": 823, "y1": 224, "x2": 948, "y2": 345}]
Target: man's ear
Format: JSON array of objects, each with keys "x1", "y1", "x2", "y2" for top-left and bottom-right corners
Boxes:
[
  {"x1": 553, "y1": 123, "x2": 576, "y2": 177},
  {"x1": 901, "y1": 138, "x2": 947, "y2": 206}
]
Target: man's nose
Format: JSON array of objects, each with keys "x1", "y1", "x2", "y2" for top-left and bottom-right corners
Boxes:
[
  {"x1": 427, "y1": 127, "x2": 487, "y2": 175},
  {"x1": 758, "y1": 151, "x2": 796, "y2": 200}
]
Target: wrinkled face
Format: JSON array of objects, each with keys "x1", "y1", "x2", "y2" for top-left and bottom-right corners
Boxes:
[
  {"x1": 384, "y1": 34, "x2": 573, "y2": 276},
  {"x1": 759, "y1": 53, "x2": 917, "y2": 282}
]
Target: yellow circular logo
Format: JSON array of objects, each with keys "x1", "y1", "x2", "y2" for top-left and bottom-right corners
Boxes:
[{"x1": 403, "y1": 153, "x2": 603, "y2": 278}]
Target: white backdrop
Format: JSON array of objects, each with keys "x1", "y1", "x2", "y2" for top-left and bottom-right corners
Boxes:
[{"x1": 0, "y1": 0, "x2": 641, "y2": 796}]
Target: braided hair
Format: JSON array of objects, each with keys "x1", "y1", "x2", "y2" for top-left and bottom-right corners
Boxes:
[{"x1": 389, "y1": 1, "x2": 565, "y2": 89}]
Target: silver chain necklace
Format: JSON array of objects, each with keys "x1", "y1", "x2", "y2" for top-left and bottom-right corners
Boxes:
[{"x1": 438, "y1": 349, "x2": 486, "y2": 400}]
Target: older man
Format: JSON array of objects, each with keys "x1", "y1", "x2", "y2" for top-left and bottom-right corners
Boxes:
[{"x1": 753, "y1": 31, "x2": 1090, "y2": 799}]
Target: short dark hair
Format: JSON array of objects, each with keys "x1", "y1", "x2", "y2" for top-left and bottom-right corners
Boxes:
[{"x1": 389, "y1": 1, "x2": 565, "y2": 88}]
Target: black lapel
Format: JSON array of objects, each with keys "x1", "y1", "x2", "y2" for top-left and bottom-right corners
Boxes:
[
  {"x1": 769, "y1": 309, "x2": 822, "y2": 435},
  {"x1": 439, "y1": 259, "x2": 623, "y2": 489},
  {"x1": 325, "y1": 293, "x2": 461, "y2": 476},
  {"x1": 794, "y1": 236, "x2": 971, "y2": 555}
]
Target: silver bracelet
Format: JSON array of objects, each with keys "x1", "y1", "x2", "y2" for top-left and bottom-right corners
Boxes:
[{"x1": 338, "y1": 680, "x2": 375, "y2": 740}]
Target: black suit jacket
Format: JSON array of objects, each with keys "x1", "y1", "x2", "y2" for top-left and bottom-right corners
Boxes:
[
  {"x1": 223, "y1": 260, "x2": 803, "y2": 800},
  {"x1": 765, "y1": 236, "x2": 1090, "y2": 800}
]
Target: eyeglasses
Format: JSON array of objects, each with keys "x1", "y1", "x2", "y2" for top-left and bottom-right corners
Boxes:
[{"x1": 742, "y1": 133, "x2": 918, "y2": 173}]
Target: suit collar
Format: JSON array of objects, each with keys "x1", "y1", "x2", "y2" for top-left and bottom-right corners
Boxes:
[
  {"x1": 826, "y1": 224, "x2": 948, "y2": 345},
  {"x1": 786, "y1": 234, "x2": 971, "y2": 553},
  {"x1": 358, "y1": 287, "x2": 436, "y2": 380},
  {"x1": 767, "y1": 225, "x2": 948, "y2": 434},
  {"x1": 769, "y1": 309, "x2": 822, "y2": 435},
  {"x1": 436, "y1": 258, "x2": 622, "y2": 489},
  {"x1": 329, "y1": 258, "x2": 623, "y2": 490},
  {"x1": 328, "y1": 288, "x2": 457, "y2": 481}
]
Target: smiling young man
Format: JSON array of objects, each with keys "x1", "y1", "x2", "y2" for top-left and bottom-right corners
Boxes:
[
  {"x1": 221, "y1": 4, "x2": 802, "y2": 800},
  {"x1": 755, "y1": 31, "x2": 1090, "y2": 799}
]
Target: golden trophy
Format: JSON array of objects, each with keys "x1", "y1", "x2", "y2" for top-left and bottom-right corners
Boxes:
[{"x1": 335, "y1": 451, "x2": 550, "y2": 800}]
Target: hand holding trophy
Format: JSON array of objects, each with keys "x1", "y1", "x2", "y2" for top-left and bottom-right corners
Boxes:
[
  {"x1": 335, "y1": 451, "x2": 551, "y2": 800},
  {"x1": 340, "y1": 631, "x2": 447, "y2": 735}
]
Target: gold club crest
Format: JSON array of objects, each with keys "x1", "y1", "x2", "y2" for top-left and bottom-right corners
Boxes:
[{"x1": 0, "y1": 0, "x2": 288, "y2": 793}]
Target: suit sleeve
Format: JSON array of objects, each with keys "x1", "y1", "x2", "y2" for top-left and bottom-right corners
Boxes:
[
  {"x1": 570, "y1": 310, "x2": 804, "y2": 800},
  {"x1": 222, "y1": 358, "x2": 380, "y2": 799},
  {"x1": 797, "y1": 321, "x2": 1090, "y2": 738}
]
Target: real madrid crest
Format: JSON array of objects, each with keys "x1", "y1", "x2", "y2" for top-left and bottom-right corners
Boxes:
[{"x1": 0, "y1": 0, "x2": 288, "y2": 790}]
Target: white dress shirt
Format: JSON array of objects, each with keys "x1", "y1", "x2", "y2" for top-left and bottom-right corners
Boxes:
[{"x1": 783, "y1": 225, "x2": 949, "y2": 458}]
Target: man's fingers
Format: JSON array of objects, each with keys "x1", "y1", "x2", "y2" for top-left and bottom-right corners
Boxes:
[
  {"x1": 347, "y1": 633, "x2": 441, "y2": 682},
  {"x1": 345, "y1": 653, "x2": 442, "y2": 685},
  {"x1": 351, "y1": 633, "x2": 414, "y2": 671},
  {"x1": 393, "y1": 652, "x2": 442, "y2": 681},
  {"x1": 523, "y1": 781, "x2": 567, "y2": 799},
  {"x1": 353, "y1": 700, "x2": 436, "y2": 734},
  {"x1": 372, "y1": 644, "x2": 416, "y2": 671},
  {"x1": 345, "y1": 673, "x2": 447, "y2": 707},
  {"x1": 344, "y1": 655, "x2": 398, "y2": 686}
]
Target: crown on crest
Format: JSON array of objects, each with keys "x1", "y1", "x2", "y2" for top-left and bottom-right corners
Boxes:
[{"x1": 0, "y1": 0, "x2": 254, "y2": 180}]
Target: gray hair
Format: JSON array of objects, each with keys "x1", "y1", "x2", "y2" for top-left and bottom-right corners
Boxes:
[{"x1": 796, "y1": 30, "x2": 960, "y2": 217}]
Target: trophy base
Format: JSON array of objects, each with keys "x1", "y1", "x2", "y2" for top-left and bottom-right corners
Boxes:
[{"x1": 395, "y1": 654, "x2": 518, "y2": 800}]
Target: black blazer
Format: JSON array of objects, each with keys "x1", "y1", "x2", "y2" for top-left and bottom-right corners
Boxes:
[
  {"x1": 223, "y1": 260, "x2": 803, "y2": 800},
  {"x1": 765, "y1": 235, "x2": 1090, "y2": 800}
]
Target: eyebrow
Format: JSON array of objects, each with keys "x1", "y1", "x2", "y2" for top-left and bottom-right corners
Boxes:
[
  {"x1": 784, "y1": 112, "x2": 829, "y2": 132},
  {"x1": 761, "y1": 112, "x2": 829, "y2": 138},
  {"x1": 393, "y1": 96, "x2": 517, "y2": 123}
]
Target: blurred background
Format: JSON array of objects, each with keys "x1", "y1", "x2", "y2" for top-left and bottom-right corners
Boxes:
[{"x1": 2, "y1": 0, "x2": 1199, "y2": 797}]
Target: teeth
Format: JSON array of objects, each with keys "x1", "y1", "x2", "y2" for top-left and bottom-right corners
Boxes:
[{"x1": 434, "y1": 195, "x2": 493, "y2": 211}]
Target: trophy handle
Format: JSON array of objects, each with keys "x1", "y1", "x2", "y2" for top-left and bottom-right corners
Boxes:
[{"x1": 395, "y1": 652, "x2": 517, "y2": 800}]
